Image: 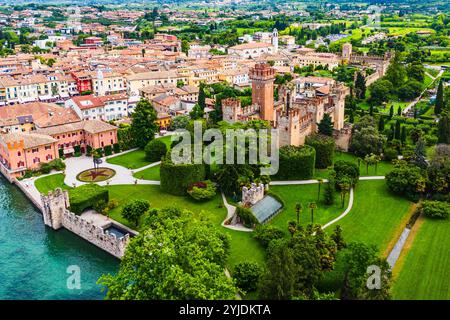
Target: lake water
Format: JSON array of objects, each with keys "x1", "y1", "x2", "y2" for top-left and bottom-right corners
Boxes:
[{"x1": 0, "y1": 176, "x2": 119, "y2": 300}]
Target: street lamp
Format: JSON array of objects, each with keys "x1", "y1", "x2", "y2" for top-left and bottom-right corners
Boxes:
[
  {"x1": 295, "y1": 202, "x2": 302, "y2": 225},
  {"x1": 308, "y1": 202, "x2": 317, "y2": 225}
]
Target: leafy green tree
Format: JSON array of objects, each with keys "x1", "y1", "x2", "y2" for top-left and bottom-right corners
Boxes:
[
  {"x1": 169, "y1": 115, "x2": 189, "y2": 130},
  {"x1": 406, "y1": 63, "x2": 425, "y2": 83},
  {"x1": 386, "y1": 163, "x2": 426, "y2": 200},
  {"x1": 369, "y1": 79, "x2": 393, "y2": 105},
  {"x1": 340, "y1": 243, "x2": 392, "y2": 300},
  {"x1": 351, "y1": 126, "x2": 386, "y2": 156},
  {"x1": 130, "y1": 98, "x2": 158, "y2": 148},
  {"x1": 323, "y1": 173, "x2": 335, "y2": 205},
  {"x1": 318, "y1": 114, "x2": 334, "y2": 136},
  {"x1": 189, "y1": 103, "x2": 204, "y2": 120},
  {"x1": 385, "y1": 54, "x2": 407, "y2": 88},
  {"x1": 100, "y1": 207, "x2": 236, "y2": 299},
  {"x1": 121, "y1": 199, "x2": 150, "y2": 226},
  {"x1": 233, "y1": 262, "x2": 263, "y2": 293},
  {"x1": 258, "y1": 240, "x2": 297, "y2": 300}
]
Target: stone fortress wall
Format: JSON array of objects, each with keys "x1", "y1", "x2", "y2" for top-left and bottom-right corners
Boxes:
[{"x1": 41, "y1": 188, "x2": 129, "y2": 259}]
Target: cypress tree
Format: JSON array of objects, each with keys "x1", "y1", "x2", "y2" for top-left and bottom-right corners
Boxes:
[
  {"x1": 395, "y1": 120, "x2": 401, "y2": 140},
  {"x1": 438, "y1": 112, "x2": 449, "y2": 144},
  {"x1": 389, "y1": 105, "x2": 394, "y2": 119},
  {"x1": 198, "y1": 83, "x2": 206, "y2": 111},
  {"x1": 355, "y1": 72, "x2": 366, "y2": 99},
  {"x1": 435, "y1": 80, "x2": 444, "y2": 115},
  {"x1": 401, "y1": 126, "x2": 407, "y2": 144},
  {"x1": 397, "y1": 106, "x2": 402, "y2": 116},
  {"x1": 378, "y1": 116, "x2": 385, "y2": 132}
]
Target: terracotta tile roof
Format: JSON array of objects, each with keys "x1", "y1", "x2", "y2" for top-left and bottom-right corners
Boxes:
[
  {"x1": 36, "y1": 120, "x2": 117, "y2": 136},
  {"x1": 69, "y1": 95, "x2": 104, "y2": 110},
  {"x1": 0, "y1": 102, "x2": 81, "y2": 129},
  {"x1": 0, "y1": 132, "x2": 57, "y2": 149}
]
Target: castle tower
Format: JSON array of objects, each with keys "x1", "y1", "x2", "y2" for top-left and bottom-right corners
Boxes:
[
  {"x1": 272, "y1": 28, "x2": 278, "y2": 53},
  {"x1": 278, "y1": 109, "x2": 302, "y2": 147},
  {"x1": 41, "y1": 188, "x2": 70, "y2": 230},
  {"x1": 342, "y1": 43, "x2": 352, "y2": 63},
  {"x1": 250, "y1": 63, "x2": 275, "y2": 123},
  {"x1": 222, "y1": 97, "x2": 243, "y2": 123}
]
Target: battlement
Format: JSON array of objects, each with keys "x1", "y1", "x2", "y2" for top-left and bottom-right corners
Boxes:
[
  {"x1": 250, "y1": 63, "x2": 276, "y2": 81},
  {"x1": 41, "y1": 188, "x2": 130, "y2": 259},
  {"x1": 242, "y1": 183, "x2": 265, "y2": 207}
]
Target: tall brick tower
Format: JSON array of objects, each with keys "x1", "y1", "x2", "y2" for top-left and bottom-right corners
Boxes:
[{"x1": 250, "y1": 63, "x2": 275, "y2": 122}]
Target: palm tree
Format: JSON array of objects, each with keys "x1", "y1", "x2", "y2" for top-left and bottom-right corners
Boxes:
[
  {"x1": 317, "y1": 179, "x2": 324, "y2": 201},
  {"x1": 339, "y1": 180, "x2": 351, "y2": 208},
  {"x1": 295, "y1": 202, "x2": 302, "y2": 225},
  {"x1": 308, "y1": 202, "x2": 317, "y2": 225}
]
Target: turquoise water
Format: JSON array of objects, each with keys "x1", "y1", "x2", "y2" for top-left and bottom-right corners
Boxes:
[{"x1": 0, "y1": 176, "x2": 119, "y2": 300}]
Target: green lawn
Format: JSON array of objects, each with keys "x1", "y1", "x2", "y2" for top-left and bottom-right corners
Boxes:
[
  {"x1": 104, "y1": 184, "x2": 265, "y2": 269},
  {"x1": 392, "y1": 218, "x2": 450, "y2": 300},
  {"x1": 34, "y1": 174, "x2": 71, "y2": 194},
  {"x1": 133, "y1": 164, "x2": 160, "y2": 180},
  {"x1": 106, "y1": 149, "x2": 149, "y2": 169},
  {"x1": 313, "y1": 152, "x2": 394, "y2": 179},
  {"x1": 330, "y1": 180, "x2": 413, "y2": 255},
  {"x1": 270, "y1": 184, "x2": 347, "y2": 231},
  {"x1": 106, "y1": 136, "x2": 172, "y2": 169}
]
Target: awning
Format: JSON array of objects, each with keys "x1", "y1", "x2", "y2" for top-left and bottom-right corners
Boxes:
[
  {"x1": 59, "y1": 92, "x2": 69, "y2": 98},
  {"x1": 63, "y1": 147, "x2": 75, "y2": 154},
  {"x1": 19, "y1": 97, "x2": 38, "y2": 103},
  {"x1": 39, "y1": 95, "x2": 57, "y2": 101}
]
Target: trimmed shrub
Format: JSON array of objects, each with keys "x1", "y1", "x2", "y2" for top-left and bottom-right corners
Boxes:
[
  {"x1": 420, "y1": 201, "x2": 449, "y2": 219},
  {"x1": 74, "y1": 145, "x2": 81, "y2": 154},
  {"x1": 86, "y1": 145, "x2": 92, "y2": 156},
  {"x1": 113, "y1": 143, "x2": 121, "y2": 154},
  {"x1": 121, "y1": 199, "x2": 150, "y2": 226},
  {"x1": 253, "y1": 224, "x2": 285, "y2": 248},
  {"x1": 58, "y1": 148, "x2": 64, "y2": 158},
  {"x1": 187, "y1": 180, "x2": 216, "y2": 201},
  {"x1": 144, "y1": 139, "x2": 167, "y2": 162},
  {"x1": 39, "y1": 162, "x2": 52, "y2": 174},
  {"x1": 306, "y1": 134, "x2": 335, "y2": 169},
  {"x1": 68, "y1": 184, "x2": 109, "y2": 214},
  {"x1": 275, "y1": 145, "x2": 316, "y2": 180},
  {"x1": 233, "y1": 262, "x2": 263, "y2": 292},
  {"x1": 95, "y1": 148, "x2": 104, "y2": 157},
  {"x1": 160, "y1": 156, "x2": 206, "y2": 196},
  {"x1": 236, "y1": 206, "x2": 259, "y2": 228},
  {"x1": 104, "y1": 145, "x2": 113, "y2": 156},
  {"x1": 49, "y1": 158, "x2": 65, "y2": 171}
]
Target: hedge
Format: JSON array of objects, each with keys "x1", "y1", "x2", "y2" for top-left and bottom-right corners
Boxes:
[
  {"x1": 68, "y1": 184, "x2": 109, "y2": 215},
  {"x1": 104, "y1": 145, "x2": 113, "y2": 156},
  {"x1": 160, "y1": 156, "x2": 206, "y2": 196},
  {"x1": 113, "y1": 143, "x2": 121, "y2": 154},
  {"x1": 236, "y1": 206, "x2": 259, "y2": 228},
  {"x1": 306, "y1": 134, "x2": 335, "y2": 169},
  {"x1": 274, "y1": 145, "x2": 316, "y2": 180}
]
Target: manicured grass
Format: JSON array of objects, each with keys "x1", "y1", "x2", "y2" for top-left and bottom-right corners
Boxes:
[
  {"x1": 330, "y1": 180, "x2": 413, "y2": 254},
  {"x1": 106, "y1": 136, "x2": 172, "y2": 169},
  {"x1": 34, "y1": 174, "x2": 71, "y2": 194},
  {"x1": 392, "y1": 218, "x2": 450, "y2": 300},
  {"x1": 133, "y1": 164, "x2": 160, "y2": 180},
  {"x1": 313, "y1": 152, "x2": 394, "y2": 179},
  {"x1": 106, "y1": 149, "x2": 149, "y2": 169},
  {"x1": 104, "y1": 184, "x2": 265, "y2": 269},
  {"x1": 270, "y1": 184, "x2": 347, "y2": 231}
]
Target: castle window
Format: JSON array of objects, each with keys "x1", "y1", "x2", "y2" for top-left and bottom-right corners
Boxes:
[{"x1": 17, "y1": 151, "x2": 21, "y2": 157}]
